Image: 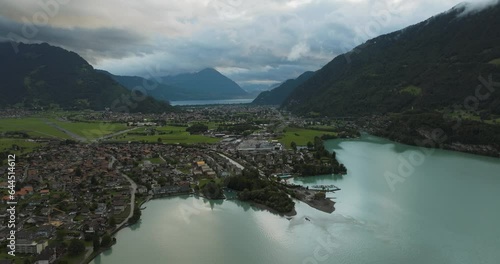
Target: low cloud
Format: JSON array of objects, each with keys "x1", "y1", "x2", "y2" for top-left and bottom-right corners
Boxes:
[
  {"x1": 0, "y1": 0, "x2": 483, "y2": 85},
  {"x1": 288, "y1": 42, "x2": 311, "y2": 61},
  {"x1": 456, "y1": 0, "x2": 499, "y2": 16},
  {"x1": 0, "y1": 16, "x2": 152, "y2": 64}
]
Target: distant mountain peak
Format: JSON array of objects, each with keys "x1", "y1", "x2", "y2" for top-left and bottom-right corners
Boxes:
[{"x1": 200, "y1": 67, "x2": 218, "y2": 73}]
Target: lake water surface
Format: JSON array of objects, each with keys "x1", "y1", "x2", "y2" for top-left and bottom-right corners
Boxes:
[
  {"x1": 170, "y1": 99, "x2": 254, "y2": 106},
  {"x1": 92, "y1": 135, "x2": 500, "y2": 264}
]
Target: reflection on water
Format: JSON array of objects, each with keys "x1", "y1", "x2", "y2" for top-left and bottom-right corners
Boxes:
[
  {"x1": 92, "y1": 135, "x2": 500, "y2": 264},
  {"x1": 170, "y1": 99, "x2": 254, "y2": 106}
]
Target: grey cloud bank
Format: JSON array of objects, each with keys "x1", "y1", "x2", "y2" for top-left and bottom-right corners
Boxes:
[{"x1": 0, "y1": 0, "x2": 496, "y2": 88}]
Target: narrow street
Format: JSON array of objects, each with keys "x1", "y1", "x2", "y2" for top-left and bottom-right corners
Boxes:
[
  {"x1": 218, "y1": 153, "x2": 245, "y2": 170},
  {"x1": 109, "y1": 156, "x2": 138, "y2": 228},
  {"x1": 94, "y1": 127, "x2": 139, "y2": 142}
]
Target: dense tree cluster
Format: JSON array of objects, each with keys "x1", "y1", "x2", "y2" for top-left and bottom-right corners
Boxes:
[
  {"x1": 239, "y1": 186, "x2": 295, "y2": 214},
  {"x1": 217, "y1": 123, "x2": 259, "y2": 135},
  {"x1": 186, "y1": 123, "x2": 209, "y2": 134},
  {"x1": 201, "y1": 181, "x2": 224, "y2": 199},
  {"x1": 227, "y1": 169, "x2": 295, "y2": 214},
  {"x1": 375, "y1": 111, "x2": 500, "y2": 156},
  {"x1": 128, "y1": 207, "x2": 142, "y2": 224},
  {"x1": 68, "y1": 239, "x2": 85, "y2": 256},
  {"x1": 294, "y1": 136, "x2": 347, "y2": 176}
]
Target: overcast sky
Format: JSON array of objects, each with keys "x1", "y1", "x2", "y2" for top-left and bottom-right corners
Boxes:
[{"x1": 0, "y1": 0, "x2": 497, "y2": 88}]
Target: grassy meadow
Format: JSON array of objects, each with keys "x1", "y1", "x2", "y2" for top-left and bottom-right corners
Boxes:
[{"x1": 276, "y1": 127, "x2": 336, "y2": 148}]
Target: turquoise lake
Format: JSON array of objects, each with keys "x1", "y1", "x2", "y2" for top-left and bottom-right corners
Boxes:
[{"x1": 92, "y1": 135, "x2": 500, "y2": 264}]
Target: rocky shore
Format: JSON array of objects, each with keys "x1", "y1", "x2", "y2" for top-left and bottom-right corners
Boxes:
[
  {"x1": 248, "y1": 201, "x2": 298, "y2": 217},
  {"x1": 291, "y1": 188, "x2": 336, "y2": 214}
]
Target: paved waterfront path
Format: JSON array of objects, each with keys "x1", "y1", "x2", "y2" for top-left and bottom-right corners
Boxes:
[
  {"x1": 81, "y1": 246, "x2": 93, "y2": 264},
  {"x1": 118, "y1": 173, "x2": 137, "y2": 227},
  {"x1": 108, "y1": 156, "x2": 138, "y2": 228}
]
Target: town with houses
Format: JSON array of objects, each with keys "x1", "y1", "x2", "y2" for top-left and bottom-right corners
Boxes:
[{"x1": 0, "y1": 105, "x2": 356, "y2": 263}]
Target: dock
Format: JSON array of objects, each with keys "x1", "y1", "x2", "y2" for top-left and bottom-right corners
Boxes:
[
  {"x1": 276, "y1": 174, "x2": 293, "y2": 179},
  {"x1": 309, "y1": 184, "x2": 341, "y2": 192}
]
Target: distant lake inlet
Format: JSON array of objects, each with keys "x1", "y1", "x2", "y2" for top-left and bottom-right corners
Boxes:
[{"x1": 170, "y1": 98, "x2": 254, "y2": 106}]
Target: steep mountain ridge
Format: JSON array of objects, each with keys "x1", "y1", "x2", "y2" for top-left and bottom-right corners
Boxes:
[
  {"x1": 253, "y1": 71, "x2": 315, "y2": 105},
  {"x1": 283, "y1": 2, "x2": 500, "y2": 116},
  {"x1": 0, "y1": 42, "x2": 173, "y2": 113}
]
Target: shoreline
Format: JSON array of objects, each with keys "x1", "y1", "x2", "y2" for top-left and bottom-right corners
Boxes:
[
  {"x1": 298, "y1": 197, "x2": 335, "y2": 214},
  {"x1": 357, "y1": 115, "x2": 500, "y2": 158},
  {"x1": 84, "y1": 179, "x2": 338, "y2": 263},
  {"x1": 246, "y1": 200, "x2": 298, "y2": 217},
  {"x1": 371, "y1": 131, "x2": 500, "y2": 158},
  {"x1": 291, "y1": 187, "x2": 336, "y2": 214}
]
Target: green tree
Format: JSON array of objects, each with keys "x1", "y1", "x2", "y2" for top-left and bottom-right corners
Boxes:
[
  {"x1": 186, "y1": 123, "x2": 208, "y2": 134},
  {"x1": 68, "y1": 239, "x2": 85, "y2": 256},
  {"x1": 101, "y1": 234, "x2": 112, "y2": 248},
  {"x1": 91, "y1": 176, "x2": 98, "y2": 185},
  {"x1": 157, "y1": 177, "x2": 167, "y2": 186},
  {"x1": 307, "y1": 141, "x2": 314, "y2": 149},
  {"x1": 75, "y1": 167, "x2": 82, "y2": 177},
  {"x1": 109, "y1": 216, "x2": 116, "y2": 227},
  {"x1": 93, "y1": 235, "x2": 101, "y2": 252},
  {"x1": 128, "y1": 207, "x2": 142, "y2": 224},
  {"x1": 56, "y1": 229, "x2": 66, "y2": 241},
  {"x1": 290, "y1": 141, "x2": 297, "y2": 151},
  {"x1": 202, "y1": 181, "x2": 222, "y2": 199}
]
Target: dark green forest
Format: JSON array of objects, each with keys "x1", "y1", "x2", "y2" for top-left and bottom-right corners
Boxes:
[{"x1": 283, "y1": 4, "x2": 500, "y2": 116}]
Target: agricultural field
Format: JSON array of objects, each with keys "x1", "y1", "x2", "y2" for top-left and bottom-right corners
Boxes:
[
  {"x1": 0, "y1": 138, "x2": 44, "y2": 155},
  {"x1": 50, "y1": 119, "x2": 128, "y2": 140},
  {"x1": 108, "y1": 125, "x2": 220, "y2": 144},
  {"x1": 276, "y1": 127, "x2": 336, "y2": 148},
  {"x1": 0, "y1": 118, "x2": 70, "y2": 139}
]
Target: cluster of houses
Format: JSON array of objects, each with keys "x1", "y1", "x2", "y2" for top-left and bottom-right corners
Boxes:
[
  {"x1": 0, "y1": 105, "x2": 354, "y2": 261},
  {"x1": 0, "y1": 143, "x2": 209, "y2": 261},
  {"x1": 121, "y1": 145, "x2": 244, "y2": 198}
]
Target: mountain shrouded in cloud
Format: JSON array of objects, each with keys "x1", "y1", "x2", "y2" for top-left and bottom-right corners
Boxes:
[
  {"x1": 263, "y1": 1, "x2": 500, "y2": 156},
  {"x1": 282, "y1": 1, "x2": 500, "y2": 116},
  {"x1": 2, "y1": 0, "x2": 498, "y2": 87}
]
